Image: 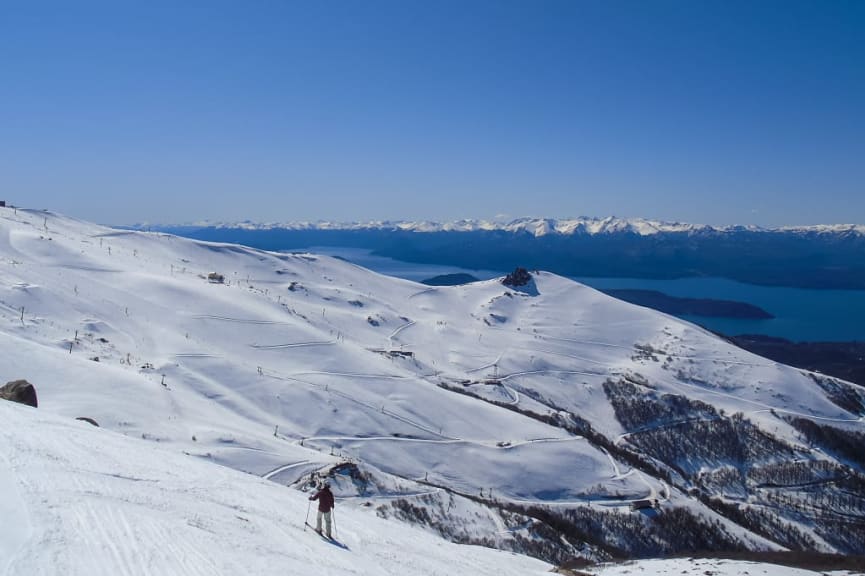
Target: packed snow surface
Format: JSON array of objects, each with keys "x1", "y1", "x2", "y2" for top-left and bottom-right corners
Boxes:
[{"x1": 0, "y1": 401, "x2": 550, "y2": 575}]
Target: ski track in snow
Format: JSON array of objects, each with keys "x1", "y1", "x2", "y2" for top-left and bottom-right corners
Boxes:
[
  {"x1": 262, "y1": 460, "x2": 312, "y2": 480},
  {"x1": 501, "y1": 383, "x2": 519, "y2": 405},
  {"x1": 192, "y1": 315, "x2": 293, "y2": 325},
  {"x1": 465, "y1": 352, "x2": 504, "y2": 374},
  {"x1": 0, "y1": 452, "x2": 32, "y2": 574},
  {"x1": 250, "y1": 341, "x2": 336, "y2": 349},
  {"x1": 636, "y1": 471, "x2": 657, "y2": 500},
  {"x1": 487, "y1": 322, "x2": 776, "y2": 368},
  {"x1": 287, "y1": 370, "x2": 406, "y2": 380},
  {"x1": 506, "y1": 494, "x2": 650, "y2": 508},
  {"x1": 599, "y1": 446, "x2": 622, "y2": 478},
  {"x1": 499, "y1": 368, "x2": 607, "y2": 381},
  {"x1": 487, "y1": 505, "x2": 509, "y2": 534},
  {"x1": 614, "y1": 415, "x2": 725, "y2": 445},
  {"x1": 512, "y1": 344, "x2": 611, "y2": 366},
  {"x1": 263, "y1": 370, "x2": 452, "y2": 439},
  {"x1": 388, "y1": 320, "x2": 416, "y2": 342},
  {"x1": 297, "y1": 435, "x2": 582, "y2": 450},
  {"x1": 407, "y1": 288, "x2": 438, "y2": 299},
  {"x1": 664, "y1": 375, "x2": 864, "y2": 424},
  {"x1": 517, "y1": 332, "x2": 634, "y2": 351},
  {"x1": 497, "y1": 326, "x2": 777, "y2": 368},
  {"x1": 91, "y1": 231, "x2": 139, "y2": 237},
  {"x1": 340, "y1": 488, "x2": 443, "y2": 502}
]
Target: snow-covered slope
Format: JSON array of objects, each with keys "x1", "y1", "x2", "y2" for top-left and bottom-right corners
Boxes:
[
  {"x1": 0, "y1": 401, "x2": 550, "y2": 575},
  {"x1": 2, "y1": 206, "x2": 865, "y2": 566},
  {"x1": 5, "y1": 405, "x2": 849, "y2": 576}
]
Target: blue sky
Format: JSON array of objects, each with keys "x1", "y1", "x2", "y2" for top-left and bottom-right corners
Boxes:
[{"x1": 2, "y1": 0, "x2": 863, "y2": 226}]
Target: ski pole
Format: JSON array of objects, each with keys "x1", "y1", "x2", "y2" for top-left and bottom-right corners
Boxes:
[
  {"x1": 304, "y1": 500, "x2": 311, "y2": 530},
  {"x1": 332, "y1": 507, "x2": 337, "y2": 539}
]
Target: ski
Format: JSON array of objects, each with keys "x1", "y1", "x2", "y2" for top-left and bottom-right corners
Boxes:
[
  {"x1": 304, "y1": 522, "x2": 347, "y2": 549},
  {"x1": 305, "y1": 522, "x2": 332, "y2": 540}
]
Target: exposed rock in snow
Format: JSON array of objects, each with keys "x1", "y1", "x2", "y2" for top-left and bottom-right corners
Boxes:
[{"x1": 0, "y1": 379, "x2": 38, "y2": 408}]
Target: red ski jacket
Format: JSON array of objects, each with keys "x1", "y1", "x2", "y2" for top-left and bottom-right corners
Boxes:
[{"x1": 310, "y1": 487, "x2": 334, "y2": 512}]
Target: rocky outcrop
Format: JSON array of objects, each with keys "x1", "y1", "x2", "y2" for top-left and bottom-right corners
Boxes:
[
  {"x1": 0, "y1": 379, "x2": 38, "y2": 408},
  {"x1": 502, "y1": 267, "x2": 532, "y2": 287}
]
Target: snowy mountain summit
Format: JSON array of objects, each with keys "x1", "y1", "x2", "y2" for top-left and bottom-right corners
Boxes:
[{"x1": 2, "y1": 206, "x2": 865, "y2": 574}]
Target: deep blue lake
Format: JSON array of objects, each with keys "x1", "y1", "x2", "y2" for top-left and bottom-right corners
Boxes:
[
  {"x1": 571, "y1": 276, "x2": 865, "y2": 342},
  {"x1": 303, "y1": 247, "x2": 865, "y2": 342}
]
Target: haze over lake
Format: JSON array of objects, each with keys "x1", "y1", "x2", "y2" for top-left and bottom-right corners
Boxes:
[{"x1": 305, "y1": 247, "x2": 865, "y2": 342}]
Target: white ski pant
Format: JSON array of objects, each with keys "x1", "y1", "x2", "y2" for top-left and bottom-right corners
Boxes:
[{"x1": 316, "y1": 510, "x2": 332, "y2": 536}]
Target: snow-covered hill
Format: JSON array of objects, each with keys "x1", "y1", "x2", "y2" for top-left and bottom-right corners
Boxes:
[{"x1": 2, "y1": 206, "x2": 865, "y2": 569}]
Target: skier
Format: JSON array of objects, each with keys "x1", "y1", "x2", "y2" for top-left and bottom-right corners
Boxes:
[{"x1": 309, "y1": 480, "x2": 335, "y2": 538}]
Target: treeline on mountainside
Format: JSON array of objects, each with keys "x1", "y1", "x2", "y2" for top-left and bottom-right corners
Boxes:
[
  {"x1": 436, "y1": 375, "x2": 865, "y2": 558},
  {"x1": 438, "y1": 378, "x2": 677, "y2": 484},
  {"x1": 380, "y1": 491, "x2": 584, "y2": 565},
  {"x1": 604, "y1": 377, "x2": 865, "y2": 554},
  {"x1": 700, "y1": 465, "x2": 865, "y2": 554},
  {"x1": 761, "y1": 480, "x2": 865, "y2": 553},
  {"x1": 384, "y1": 490, "x2": 752, "y2": 564},
  {"x1": 748, "y1": 459, "x2": 845, "y2": 487},
  {"x1": 602, "y1": 378, "x2": 717, "y2": 431},
  {"x1": 704, "y1": 497, "x2": 820, "y2": 551},
  {"x1": 604, "y1": 378, "x2": 796, "y2": 475},
  {"x1": 700, "y1": 460, "x2": 865, "y2": 554},
  {"x1": 806, "y1": 373, "x2": 865, "y2": 414},
  {"x1": 514, "y1": 504, "x2": 745, "y2": 559},
  {"x1": 787, "y1": 417, "x2": 865, "y2": 470},
  {"x1": 626, "y1": 414, "x2": 795, "y2": 475}
]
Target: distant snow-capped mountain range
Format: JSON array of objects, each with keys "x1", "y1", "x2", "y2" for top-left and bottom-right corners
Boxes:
[
  {"x1": 137, "y1": 215, "x2": 865, "y2": 290},
  {"x1": 137, "y1": 216, "x2": 865, "y2": 237}
]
